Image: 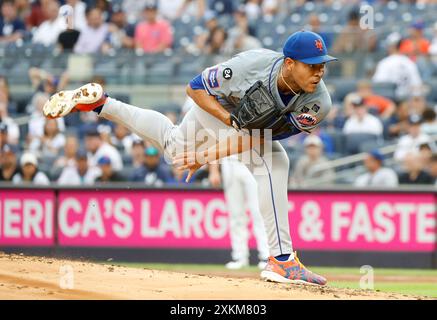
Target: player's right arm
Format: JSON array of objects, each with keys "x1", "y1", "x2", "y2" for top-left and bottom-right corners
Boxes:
[{"x1": 174, "y1": 132, "x2": 262, "y2": 182}]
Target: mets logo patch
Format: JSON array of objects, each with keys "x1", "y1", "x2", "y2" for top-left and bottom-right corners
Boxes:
[
  {"x1": 207, "y1": 68, "x2": 220, "y2": 88},
  {"x1": 315, "y1": 39, "x2": 324, "y2": 52},
  {"x1": 296, "y1": 113, "x2": 317, "y2": 127}
]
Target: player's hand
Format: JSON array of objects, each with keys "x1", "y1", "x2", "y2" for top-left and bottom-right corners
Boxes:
[{"x1": 173, "y1": 151, "x2": 203, "y2": 183}]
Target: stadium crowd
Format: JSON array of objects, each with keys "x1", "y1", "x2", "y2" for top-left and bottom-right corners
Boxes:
[{"x1": 1, "y1": 0, "x2": 437, "y2": 187}]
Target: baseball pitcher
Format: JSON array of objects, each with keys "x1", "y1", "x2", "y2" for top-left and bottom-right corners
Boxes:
[{"x1": 43, "y1": 30, "x2": 337, "y2": 286}]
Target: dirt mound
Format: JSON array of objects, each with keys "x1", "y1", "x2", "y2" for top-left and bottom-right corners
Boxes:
[{"x1": 0, "y1": 253, "x2": 426, "y2": 300}]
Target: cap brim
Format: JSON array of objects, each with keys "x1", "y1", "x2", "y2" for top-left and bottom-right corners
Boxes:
[{"x1": 298, "y1": 55, "x2": 338, "y2": 64}]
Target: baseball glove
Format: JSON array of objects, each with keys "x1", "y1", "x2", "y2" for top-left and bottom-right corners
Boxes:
[{"x1": 230, "y1": 81, "x2": 281, "y2": 132}]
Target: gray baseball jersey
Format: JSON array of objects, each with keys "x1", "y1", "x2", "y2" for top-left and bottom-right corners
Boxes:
[{"x1": 200, "y1": 48, "x2": 333, "y2": 138}]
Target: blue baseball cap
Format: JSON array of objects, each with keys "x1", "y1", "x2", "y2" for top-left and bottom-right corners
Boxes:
[
  {"x1": 97, "y1": 156, "x2": 111, "y2": 165},
  {"x1": 368, "y1": 149, "x2": 384, "y2": 162},
  {"x1": 283, "y1": 30, "x2": 337, "y2": 64}
]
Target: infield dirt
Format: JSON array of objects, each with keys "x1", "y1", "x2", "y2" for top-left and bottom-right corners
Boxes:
[{"x1": 0, "y1": 252, "x2": 429, "y2": 300}]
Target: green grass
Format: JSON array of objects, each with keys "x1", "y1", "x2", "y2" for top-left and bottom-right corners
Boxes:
[{"x1": 106, "y1": 262, "x2": 437, "y2": 298}]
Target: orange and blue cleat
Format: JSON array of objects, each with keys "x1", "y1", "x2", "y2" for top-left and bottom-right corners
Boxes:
[{"x1": 260, "y1": 252, "x2": 327, "y2": 286}]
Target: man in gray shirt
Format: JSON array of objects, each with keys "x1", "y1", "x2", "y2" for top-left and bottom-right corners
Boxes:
[{"x1": 355, "y1": 150, "x2": 399, "y2": 187}]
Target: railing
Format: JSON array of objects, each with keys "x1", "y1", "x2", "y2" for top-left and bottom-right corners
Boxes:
[{"x1": 301, "y1": 135, "x2": 437, "y2": 187}]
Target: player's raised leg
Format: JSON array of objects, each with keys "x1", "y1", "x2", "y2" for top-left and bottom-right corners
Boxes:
[{"x1": 43, "y1": 83, "x2": 177, "y2": 157}]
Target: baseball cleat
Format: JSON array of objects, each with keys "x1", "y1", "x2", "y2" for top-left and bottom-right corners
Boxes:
[
  {"x1": 260, "y1": 252, "x2": 327, "y2": 286},
  {"x1": 43, "y1": 83, "x2": 106, "y2": 119}
]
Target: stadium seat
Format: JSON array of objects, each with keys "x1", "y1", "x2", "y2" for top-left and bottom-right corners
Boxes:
[{"x1": 344, "y1": 133, "x2": 379, "y2": 155}]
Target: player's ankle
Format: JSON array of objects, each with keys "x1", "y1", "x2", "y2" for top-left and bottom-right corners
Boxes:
[{"x1": 92, "y1": 93, "x2": 109, "y2": 115}]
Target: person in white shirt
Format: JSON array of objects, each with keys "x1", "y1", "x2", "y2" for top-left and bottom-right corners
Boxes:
[
  {"x1": 63, "y1": 0, "x2": 87, "y2": 32},
  {"x1": 32, "y1": 1, "x2": 66, "y2": 46},
  {"x1": 57, "y1": 150, "x2": 98, "y2": 185},
  {"x1": 29, "y1": 118, "x2": 66, "y2": 158},
  {"x1": 84, "y1": 127, "x2": 123, "y2": 174},
  {"x1": 372, "y1": 32, "x2": 423, "y2": 100},
  {"x1": 343, "y1": 96, "x2": 383, "y2": 136},
  {"x1": 355, "y1": 150, "x2": 399, "y2": 187},
  {"x1": 74, "y1": 7, "x2": 109, "y2": 54},
  {"x1": 394, "y1": 115, "x2": 431, "y2": 162},
  {"x1": 158, "y1": 0, "x2": 205, "y2": 21},
  {"x1": 13, "y1": 152, "x2": 50, "y2": 185}
]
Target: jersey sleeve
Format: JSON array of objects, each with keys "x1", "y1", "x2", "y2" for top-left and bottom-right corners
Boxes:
[
  {"x1": 200, "y1": 54, "x2": 248, "y2": 98},
  {"x1": 290, "y1": 83, "x2": 333, "y2": 133}
]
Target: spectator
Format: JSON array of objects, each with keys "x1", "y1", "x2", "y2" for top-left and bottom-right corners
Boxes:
[
  {"x1": 193, "y1": 11, "x2": 218, "y2": 53},
  {"x1": 28, "y1": 67, "x2": 70, "y2": 99},
  {"x1": 26, "y1": 0, "x2": 51, "y2": 29},
  {"x1": 349, "y1": 80, "x2": 396, "y2": 119},
  {"x1": 57, "y1": 150, "x2": 98, "y2": 185},
  {"x1": 74, "y1": 7, "x2": 109, "y2": 54},
  {"x1": 419, "y1": 143, "x2": 434, "y2": 170},
  {"x1": 122, "y1": 0, "x2": 149, "y2": 24},
  {"x1": 84, "y1": 126, "x2": 123, "y2": 173},
  {"x1": 0, "y1": 122, "x2": 7, "y2": 149},
  {"x1": 398, "y1": 152, "x2": 433, "y2": 185},
  {"x1": 130, "y1": 146, "x2": 172, "y2": 186},
  {"x1": 57, "y1": 3, "x2": 80, "y2": 51},
  {"x1": 306, "y1": 13, "x2": 332, "y2": 49},
  {"x1": 0, "y1": 118, "x2": 19, "y2": 147},
  {"x1": 421, "y1": 108, "x2": 437, "y2": 136},
  {"x1": 101, "y1": 5, "x2": 135, "y2": 53},
  {"x1": 134, "y1": 2, "x2": 173, "y2": 53},
  {"x1": 372, "y1": 32, "x2": 423, "y2": 100},
  {"x1": 29, "y1": 119, "x2": 66, "y2": 158},
  {"x1": 394, "y1": 115, "x2": 431, "y2": 162},
  {"x1": 95, "y1": 156, "x2": 124, "y2": 183},
  {"x1": 0, "y1": 75, "x2": 18, "y2": 115},
  {"x1": 0, "y1": 0, "x2": 25, "y2": 44},
  {"x1": 13, "y1": 152, "x2": 50, "y2": 185},
  {"x1": 32, "y1": 0, "x2": 66, "y2": 47},
  {"x1": 430, "y1": 154, "x2": 437, "y2": 186},
  {"x1": 0, "y1": 144, "x2": 19, "y2": 182},
  {"x1": 384, "y1": 99, "x2": 410, "y2": 139},
  {"x1": 110, "y1": 123, "x2": 135, "y2": 155},
  {"x1": 399, "y1": 20, "x2": 430, "y2": 63},
  {"x1": 332, "y1": 8, "x2": 377, "y2": 54},
  {"x1": 342, "y1": 96, "x2": 383, "y2": 136},
  {"x1": 205, "y1": 26, "x2": 227, "y2": 56},
  {"x1": 0, "y1": 78, "x2": 20, "y2": 145},
  {"x1": 131, "y1": 139, "x2": 145, "y2": 168},
  {"x1": 224, "y1": 8, "x2": 261, "y2": 55},
  {"x1": 354, "y1": 150, "x2": 399, "y2": 187},
  {"x1": 159, "y1": 0, "x2": 206, "y2": 21},
  {"x1": 289, "y1": 135, "x2": 335, "y2": 187},
  {"x1": 64, "y1": 0, "x2": 87, "y2": 32},
  {"x1": 54, "y1": 135, "x2": 80, "y2": 168}
]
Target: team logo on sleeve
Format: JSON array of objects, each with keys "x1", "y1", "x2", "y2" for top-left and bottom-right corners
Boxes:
[
  {"x1": 207, "y1": 68, "x2": 220, "y2": 88},
  {"x1": 223, "y1": 68, "x2": 233, "y2": 80},
  {"x1": 296, "y1": 113, "x2": 317, "y2": 127}
]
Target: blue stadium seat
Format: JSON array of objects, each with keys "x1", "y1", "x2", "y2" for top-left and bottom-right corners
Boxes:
[{"x1": 344, "y1": 133, "x2": 379, "y2": 155}]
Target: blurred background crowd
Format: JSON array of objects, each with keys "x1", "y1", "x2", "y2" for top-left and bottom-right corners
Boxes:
[{"x1": 0, "y1": 0, "x2": 437, "y2": 188}]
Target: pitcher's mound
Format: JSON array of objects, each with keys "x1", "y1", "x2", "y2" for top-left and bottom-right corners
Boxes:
[{"x1": 0, "y1": 253, "x2": 424, "y2": 300}]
